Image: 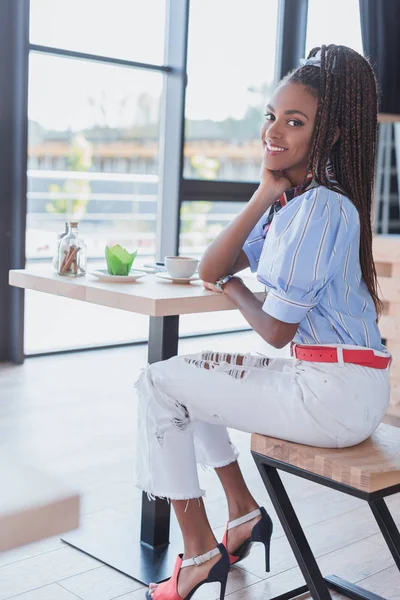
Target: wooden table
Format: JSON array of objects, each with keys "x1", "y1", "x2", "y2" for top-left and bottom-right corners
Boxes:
[
  {"x1": 0, "y1": 455, "x2": 79, "y2": 552},
  {"x1": 9, "y1": 269, "x2": 264, "y2": 584}
]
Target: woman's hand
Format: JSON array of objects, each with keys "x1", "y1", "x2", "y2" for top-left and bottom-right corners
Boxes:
[
  {"x1": 203, "y1": 281, "x2": 222, "y2": 293},
  {"x1": 260, "y1": 164, "x2": 291, "y2": 198},
  {"x1": 203, "y1": 277, "x2": 244, "y2": 294}
]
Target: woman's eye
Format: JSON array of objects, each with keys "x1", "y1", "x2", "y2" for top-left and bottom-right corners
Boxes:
[
  {"x1": 264, "y1": 113, "x2": 303, "y2": 127},
  {"x1": 288, "y1": 119, "x2": 304, "y2": 127}
]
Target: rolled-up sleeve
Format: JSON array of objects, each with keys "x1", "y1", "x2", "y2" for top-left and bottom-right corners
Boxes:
[
  {"x1": 258, "y1": 187, "x2": 358, "y2": 323},
  {"x1": 242, "y1": 209, "x2": 271, "y2": 273}
]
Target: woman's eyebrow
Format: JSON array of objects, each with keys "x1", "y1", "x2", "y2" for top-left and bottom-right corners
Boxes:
[{"x1": 266, "y1": 104, "x2": 309, "y2": 120}]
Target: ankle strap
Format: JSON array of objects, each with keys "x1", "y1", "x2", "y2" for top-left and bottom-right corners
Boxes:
[
  {"x1": 227, "y1": 507, "x2": 261, "y2": 530},
  {"x1": 181, "y1": 546, "x2": 221, "y2": 568}
]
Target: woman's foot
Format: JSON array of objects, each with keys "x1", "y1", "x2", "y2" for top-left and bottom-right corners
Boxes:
[
  {"x1": 148, "y1": 547, "x2": 222, "y2": 598},
  {"x1": 224, "y1": 507, "x2": 262, "y2": 557}
]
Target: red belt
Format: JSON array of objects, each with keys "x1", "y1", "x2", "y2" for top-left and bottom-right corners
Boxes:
[{"x1": 291, "y1": 343, "x2": 391, "y2": 369}]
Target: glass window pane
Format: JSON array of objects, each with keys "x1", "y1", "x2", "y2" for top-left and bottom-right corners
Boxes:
[
  {"x1": 179, "y1": 200, "x2": 252, "y2": 336},
  {"x1": 26, "y1": 53, "x2": 163, "y2": 353},
  {"x1": 179, "y1": 200, "x2": 245, "y2": 258},
  {"x1": 184, "y1": 0, "x2": 279, "y2": 183},
  {"x1": 306, "y1": 0, "x2": 362, "y2": 55},
  {"x1": 30, "y1": 0, "x2": 166, "y2": 65}
]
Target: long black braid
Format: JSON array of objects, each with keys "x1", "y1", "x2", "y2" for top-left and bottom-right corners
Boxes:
[{"x1": 282, "y1": 44, "x2": 382, "y2": 317}]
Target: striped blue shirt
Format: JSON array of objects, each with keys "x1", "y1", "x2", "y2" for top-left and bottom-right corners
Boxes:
[{"x1": 243, "y1": 185, "x2": 383, "y2": 350}]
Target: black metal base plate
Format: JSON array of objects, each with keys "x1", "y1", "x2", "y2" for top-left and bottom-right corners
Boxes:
[
  {"x1": 270, "y1": 575, "x2": 387, "y2": 600},
  {"x1": 61, "y1": 510, "x2": 183, "y2": 586},
  {"x1": 326, "y1": 574, "x2": 387, "y2": 600}
]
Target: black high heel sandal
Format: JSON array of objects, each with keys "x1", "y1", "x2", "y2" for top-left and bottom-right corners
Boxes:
[
  {"x1": 145, "y1": 542, "x2": 230, "y2": 600},
  {"x1": 222, "y1": 506, "x2": 273, "y2": 571}
]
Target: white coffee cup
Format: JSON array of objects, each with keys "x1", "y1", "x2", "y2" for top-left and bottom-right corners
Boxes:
[{"x1": 165, "y1": 256, "x2": 199, "y2": 279}]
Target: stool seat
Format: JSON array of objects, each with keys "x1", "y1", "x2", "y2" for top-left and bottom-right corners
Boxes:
[
  {"x1": 251, "y1": 423, "x2": 400, "y2": 493},
  {"x1": 251, "y1": 423, "x2": 400, "y2": 600}
]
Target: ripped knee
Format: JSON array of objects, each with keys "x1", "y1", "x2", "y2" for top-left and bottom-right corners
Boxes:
[
  {"x1": 199, "y1": 351, "x2": 270, "y2": 369},
  {"x1": 184, "y1": 356, "x2": 248, "y2": 380}
]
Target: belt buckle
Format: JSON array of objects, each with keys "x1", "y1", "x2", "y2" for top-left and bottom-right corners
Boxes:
[
  {"x1": 336, "y1": 347, "x2": 344, "y2": 367},
  {"x1": 291, "y1": 342, "x2": 297, "y2": 358}
]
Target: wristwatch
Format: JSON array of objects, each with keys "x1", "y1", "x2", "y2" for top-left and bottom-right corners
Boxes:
[{"x1": 214, "y1": 274, "x2": 234, "y2": 292}]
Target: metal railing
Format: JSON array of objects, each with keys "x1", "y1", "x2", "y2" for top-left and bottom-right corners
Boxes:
[{"x1": 26, "y1": 168, "x2": 241, "y2": 260}]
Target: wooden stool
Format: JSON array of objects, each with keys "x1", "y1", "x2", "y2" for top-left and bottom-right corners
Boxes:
[{"x1": 251, "y1": 423, "x2": 400, "y2": 600}]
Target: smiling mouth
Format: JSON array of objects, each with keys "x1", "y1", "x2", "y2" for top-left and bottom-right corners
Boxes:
[{"x1": 265, "y1": 142, "x2": 288, "y2": 155}]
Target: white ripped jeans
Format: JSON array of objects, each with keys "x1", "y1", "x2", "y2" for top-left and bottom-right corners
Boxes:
[{"x1": 134, "y1": 346, "x2": 391, "y2": 500}]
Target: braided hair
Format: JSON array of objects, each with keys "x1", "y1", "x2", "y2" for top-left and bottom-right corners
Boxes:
[{"x1": 282, "y1": 44, "x2": 382, "y2": 317}]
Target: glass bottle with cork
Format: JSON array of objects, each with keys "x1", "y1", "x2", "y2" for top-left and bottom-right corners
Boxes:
[
  {"x1": 52, "y1": 222, "x2": 68, "y2": 271},
  {"x1": 57, "y1": 221, "x2": 87, "y2": 276}
]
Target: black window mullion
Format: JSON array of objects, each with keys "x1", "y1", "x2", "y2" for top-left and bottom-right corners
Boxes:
[
  {"x1": 29, "y1": 43, "x2": 173, "y2": 74},
  {"x1": 0, "y1": 0, "x2": 29, "y2": 363},
  {"x1": 275, "y1": 0, "x2": 308, "y2": 80},
  {"x1": 181, "y1": 179, "x2": 258, "y2": 203}
]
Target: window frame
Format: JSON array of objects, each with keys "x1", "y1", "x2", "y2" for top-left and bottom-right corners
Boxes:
[
  {"x1": 1, "y1": 0, "x2": 309, "y2": 362},
  {"x1": 178, "y1": 0, "x2": 309, "y2": 250}
]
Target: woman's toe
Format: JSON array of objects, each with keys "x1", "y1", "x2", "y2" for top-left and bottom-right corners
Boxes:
[{"x1": 148, "y1": 583, "x2": 158, "y2": 596}]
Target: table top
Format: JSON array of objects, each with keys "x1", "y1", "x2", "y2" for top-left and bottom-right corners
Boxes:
[
  {"x1": 0, "y1": 456, "x2": 79, "y2": 552},
  {"x1": 9, "y1": 269, "x2": 265, "y2": 317}
]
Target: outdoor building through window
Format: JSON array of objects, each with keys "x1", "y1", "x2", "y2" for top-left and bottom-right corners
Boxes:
[
  {"x1": 184, "y1": 0, "x2": 279, "y2": 183},
  {"x1": 25, "y1": 1, "x2": 165, "y2": 353}
]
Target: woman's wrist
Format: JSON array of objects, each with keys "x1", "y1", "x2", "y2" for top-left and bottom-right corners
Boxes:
[
  {"x1": 251, "y1": 184, "x2": 280, "y2": 210},
  {"x1": 222, "y1": 276, "x2": 244, "y2": 296}
]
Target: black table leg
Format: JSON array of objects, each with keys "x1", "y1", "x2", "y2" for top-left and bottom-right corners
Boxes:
[
  {"x1": 140, "y1": 316, "x2": 179, "y2": 549},
  {"x1": 148, "y1": 315, "x2": 179, "y2": 364},
  {"x1": 62, "y1": 315, "x2": 182, "y2": 585}
]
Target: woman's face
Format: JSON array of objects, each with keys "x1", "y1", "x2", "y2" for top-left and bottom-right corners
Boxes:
[{"x1": 261, "y1": 82, "x2": 318, "y2": 179}]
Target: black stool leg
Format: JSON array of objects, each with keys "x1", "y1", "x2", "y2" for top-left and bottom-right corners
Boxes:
[
  {"x1": 252, "y1": 453, "x2": 332, "y2": 600},
  {"x1": 252, "y1": 453, "x2": 390, "y2": 600},
  {"x1": 369, "y1": 498, "x2": 400, "y2": 570}
]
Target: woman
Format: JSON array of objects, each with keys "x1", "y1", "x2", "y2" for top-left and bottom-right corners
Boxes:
[{"x1": 136, "y1": 44, "x2": 391, "y2": 600}]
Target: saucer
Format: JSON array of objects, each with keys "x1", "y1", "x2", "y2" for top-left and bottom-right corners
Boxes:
[
  {"x1": 90, "y1": 269, "x2": 147, "y2": 283},
  {"x1": 156, "y1": 272, "x2": 200, "y2": 284}
]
